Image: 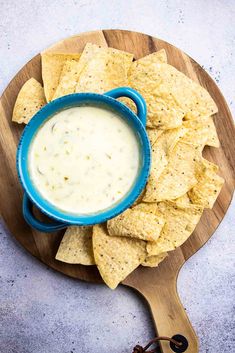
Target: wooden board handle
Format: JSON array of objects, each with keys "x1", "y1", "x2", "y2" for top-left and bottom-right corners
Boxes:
[{"x1": 137, "y1": 279, "x2": 198, "y2": 353}]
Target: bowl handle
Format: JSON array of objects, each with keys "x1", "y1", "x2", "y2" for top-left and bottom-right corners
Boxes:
[
  {"x1": 104, "y1": 87, "x2": 147, "y2": 126},
  {"x1": 23, "y1": 194, "x2": 68, "y2": 233}
]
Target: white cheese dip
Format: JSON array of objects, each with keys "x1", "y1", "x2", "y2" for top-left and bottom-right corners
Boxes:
[{"x1": 28, "y1": 106, "x2": 140, "y2": 214}]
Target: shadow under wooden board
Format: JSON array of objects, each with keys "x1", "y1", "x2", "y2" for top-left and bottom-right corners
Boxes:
[{"x1": 0, "y1": 30, "x2": 234, "y2": 353}]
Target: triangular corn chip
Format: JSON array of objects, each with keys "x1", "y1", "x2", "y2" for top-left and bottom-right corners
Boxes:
[
  {"x1": 147, "y1": 128, "x2": 164, "y2": 147},
  {"x1": 75, "y1": 44, "x2": 133, "y2": 93},
  {"x1": 151, "y1": 127, "x2": 187, "y2": 178},
  {"x1": 56, "y1": 226, "x2": 95, "y2": 265},
  {"x1": 133, "y1": 202, "x2": 159, "y2": 215},
  {"x1": 12, "y1": 78, "x2": 46, "y2": 124},
  {"x1": 188, "y1": 159, "x2": 224, "y2": 208},
  {"x1": 93, "y1": 224, "x2": 146, "y2": 289},
  {"x1": 136, "y1": 50, "x2": 167, "y2": 65},
  {"x1": 182, "y1": 116, "x2": 220, "y2": 147},
  {"x1": 128, "y1": 62, "x2": 217, "y2": 128},
  {"x1": 52, "y1": 44, "x2": 100, "y2": 99},
  {"x1": 107, "y1": 207, "x2": 165, "y2": 242},
  {"x1": 53, "y1": 43, "x2": 133, "y2": 99},
  {"x1": 41, "y1": 52, "x2": 81, "y2": 101},
  {"x1": 144, "y1": 141, "x2": 201, "y2": 202},
  {"x1": 52, "y1": 59, "x2": 83, "y2": 99},
  {"x1": 172, "y1": 193, "x2": 191, "y2": 207},
  {"x1": 147, "y1": 201, "x2": 203, "y2": 255},
  {"x1": 123, "y1": 50, "x2": 167, "y2": 114}
]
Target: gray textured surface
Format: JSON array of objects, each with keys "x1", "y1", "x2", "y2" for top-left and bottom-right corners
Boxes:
[{"x1": 0, "y1": 1, "x2": 234, "y2": 352}]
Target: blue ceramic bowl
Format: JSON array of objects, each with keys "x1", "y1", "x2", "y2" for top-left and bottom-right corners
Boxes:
[{"x1": 17, "y1": 87, "x2": 151, "y2": 232}]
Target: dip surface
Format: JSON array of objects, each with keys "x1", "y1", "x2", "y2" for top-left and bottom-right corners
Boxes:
[{"x1": 28, "y1": 106, "x2": 140, "y2": 214}]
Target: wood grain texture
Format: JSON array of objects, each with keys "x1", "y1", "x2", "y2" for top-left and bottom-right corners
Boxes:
[{"x1": 0, "y1": 30, "x2": 234, "y2": 353}]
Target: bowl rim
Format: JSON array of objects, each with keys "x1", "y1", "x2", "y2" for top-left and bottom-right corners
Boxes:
[{"x1": 16, "y1": 92, "x2": 151, "y2": 226}]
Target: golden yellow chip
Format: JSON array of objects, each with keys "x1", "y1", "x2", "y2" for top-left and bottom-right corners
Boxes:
[
  {"x1": 165, "y1": 63, "x2": 218, "y2": 120},
  {"x1": 173, "y1": 193, "x2": 191, "y2": 207},
  {"x1": 143, "y1": 135, "x2": 197, "y2": 202},
  {"x1": 128, "y1": 62, "x2": 217, "y2": 129},
  {"x1": 136, "y1": 49, "x2": 167, "y2": 65},
  {"x1": 52, "y1": 44, "x2": 99, "y2": 99},
  {"x1": 141, "y1": 252, "x2": 168, "y2": 267},
  {"x1": 41, "y1": 52, "x2": 81, "y2": 101},
  {"x1": 75, "y1": 44, "x2": 133, "y2": 94},
  {"x1": 151, "y1": 127, "x2": 187, "y2": 178},
  {"x1": 133, "y1": 202, "x2": 159, "y2": 215},
  {"x1": 146, "y1": 127, "x2": 187, "y2": 197},
  {"x1": 12, "y1": 78, "x2": 46, "y2": 124},
  {"x1": 188, "y1": 159, "x2": 224, "y2": 208},
  {"x1": 107, "y1": 207, "x2": 165, "y2": 242},
  {"x1": 123, "y1": 50, "x2": 167, "y2": 114},
  {"x1": 200, "y1": 158, "x2": 219, "y2": 173},
  {"x1": 182, "y1": 116, "x2": 220, "y2": 147},
  {"x1": 147, "y1": 128, "x2": 164, "y2": 147},
  {"x1": 149, "y1": 143, "x2": 168, "y2": 182},
  {"x1": 93, "y1": 224, "x2": 146, "y2": 289},
  {"x1": 53, "y1": 43, "x2": 133, "y2": 99},
  {"x1": 55, "y1": 226, "x2": 95, "y2": 265},
  {"x1": 147, "y1": 201, "x2": 203, "y2": 255},
  {"x1": 163, "y1": 127, "x2": 188, "y2": 155},
  {"x1": 52, "y1": 59, "x2": 83, "y2": 100},
  {"x1": 144, "y1": 140, "x2": 200, "y2": 202}
]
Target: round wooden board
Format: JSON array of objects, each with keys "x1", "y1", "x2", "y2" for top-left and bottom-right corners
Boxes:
[{"x1": 0, "y1": 30, "x2": 234, "y2": 353}]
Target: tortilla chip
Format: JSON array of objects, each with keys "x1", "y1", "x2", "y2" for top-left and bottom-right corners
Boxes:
[
  {"x1": 169, "y1": 64, "x2": 218, "y2": 120},
  {"x1": 128, "y1": 62, "x2": 217, "y2": 129},
  {"x1": 149, "y1": 142, "x2": 168, "y2": 182},
  {"x1": 173, "y1": 193, "x2": 191, "y2": 207},
  {"x1": 52, "y1": 44, "x2": 99, "y2": 99},
  {"x1": 41, "y1": 52, "x2": 81, "y2": 101},
  {"x1": 122, "y1": 50, "x2": 168, "y2": 114},
  {"x1": 182, "y1": 116, "x2": 220, "y2": 147},
  {"x1": 138, "y1": 49, "x2": 167, "y2": 65},
  {"x1": 55, "y1": 226, "x2": 95, "y2": 265},
  {"x1": 188, "y1": 159, "x2": 224, "y2": 208},
  {"x1": 144, "y1": 132, "x2": 191, "y2": 203},
  {"x1": 107, "y1": 207, "x2": 165, "y2": 242},
  {"x1": 143, "y1": 127, "x2": 186, "y2": 202},
  {"x1": 53, "y1": 43, "x2": 133, "y2": 99},
  {"x1": 146, "y1": 127, "x2": 187, "y2": 196},
  {"x1": 133, "y1": 202, "x2": 159, "y2": 215},
  {"x1": 164, "y1": 127, "x2": 188, "y2": 154},
  {"x1": 147, "y1": 201, "x2": 203, "y2": 255},
  {"x1": 93, "y1": 224, "x2": 146, "y2": 289},
  {"x1": 75, "y1": 44, "x2": 133, "y2": 93},
  {"x1": 200, "y1": 158, "x2": 219, "y2": 173},
  {"x1": 12, "y1": 78, "x2": 46, "y2": 124},
  {"x1": 144, "y1": 141, "x2": 201, "y2": 202},
  {"x1": 142, "y1": 252, "x2": 168, "y2": 267},
  {"x1": 52, "y1": 59, "x2": 83, "y2": 99},
  {"x1": 147, "y1": 128, "x2": 164, "y2": 146}
]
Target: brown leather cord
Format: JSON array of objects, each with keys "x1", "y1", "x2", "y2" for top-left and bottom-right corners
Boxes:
[{"x1": 133, "y1": 336, "x2": 182, "y2": 353}]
